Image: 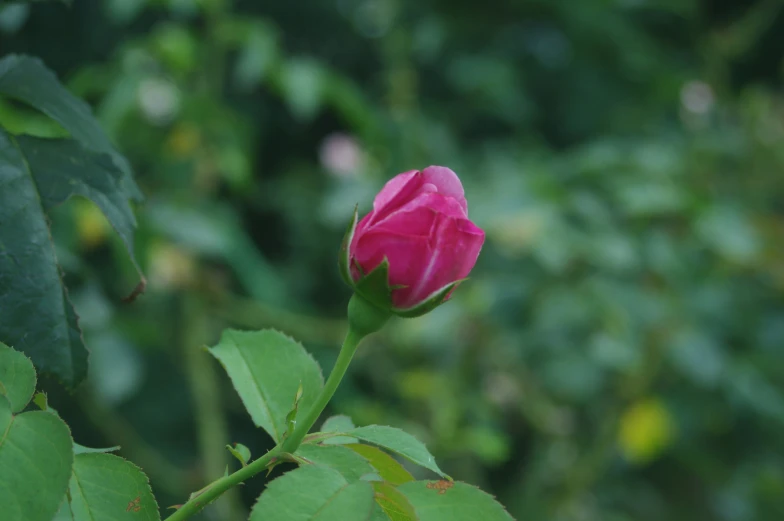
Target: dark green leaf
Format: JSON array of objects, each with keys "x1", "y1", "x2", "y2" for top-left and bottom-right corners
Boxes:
[
  {"x1": 68, "y1": 453, "x2": 161, "y2": 521},
  {"x1": 0, "y1": 396, "x2": 74, "y2": 521},
  {"x1": 0, "y1": 129, "x2": 141, "y2": 387},
  {"x1": 0, "y1": 54, "x2": 141, "y2": 201},
  {"x1": 250, "y1": 465, "x2": 375, "y2": 521},
  {"x1": 347, "y1": 444, "x2": 414, "y2": 485},
  {"x1": 17, "y1": 135, "x2": 140, "y2": 270},
  {"x1": 398, "y1": 481, "x2": 515, "y2": 521},
  {"x1": 208, "y1": 329, "x2": 324, "y2": 442},
  {"x1": 295, "y1": 444, "x2": 375, "y2": 482},
  {"x1": 0, "y1": 341, "x2": 36, "y2": 412}
]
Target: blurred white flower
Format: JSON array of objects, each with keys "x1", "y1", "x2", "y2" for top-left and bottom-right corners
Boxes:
[
  {"x1": 137, "y1": 77, "x2": 180, "y2": 125},
  {"x1": 680, "y1": 80, "x2": 714, "y2": 114}
]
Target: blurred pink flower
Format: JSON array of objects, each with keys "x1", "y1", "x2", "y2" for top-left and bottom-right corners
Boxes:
[{"x1": 319, "y1": 133, "x2": 362, "y2": 177}]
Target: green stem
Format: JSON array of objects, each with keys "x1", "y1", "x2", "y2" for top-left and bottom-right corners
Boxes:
[
  {"x1": 182, "y1": 296, "x2": 244, "y2": 520},
  {"x1": 165, "y1": 447, "x2": 282, "y2": 521},
  {"x1": 281, "y1": 328, "x2": 362, "y2": 452},
  {"x1": 164, "y1": 320, "x2": 365, "y2": 521}
]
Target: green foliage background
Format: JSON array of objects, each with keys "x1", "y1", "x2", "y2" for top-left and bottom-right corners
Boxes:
[{"x1": 2, "y1": 0, "x2": 784, "y2": 519}]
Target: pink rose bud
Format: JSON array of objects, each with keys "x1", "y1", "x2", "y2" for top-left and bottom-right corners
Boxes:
[{"x1": 339, "y1": 166, "x2": 485, "y2": 317}]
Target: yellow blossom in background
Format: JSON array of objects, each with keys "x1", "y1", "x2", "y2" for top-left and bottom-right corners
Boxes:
[
  {"x1": 397, "y1": 369, "x2": 442, "y2": 401},
  {"x1": 618, "y1": 397, "x2": 675, "y2": 464},
  {"x1": 148, "y1": 242, "x2": 197, "y2": 290},
  {"x1": 488, "y1": 211, "x2": 543, "y2": 257},
  {"x1": 166, "y1": 123, "x2": 201, "y2": 158},
  {"x1": 75, "y1": 199, "x2": 109, "y2": 249}
]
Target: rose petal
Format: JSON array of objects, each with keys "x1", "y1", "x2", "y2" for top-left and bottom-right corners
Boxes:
[
  {"x1": 455, "y1": 217, "x2": 485, "y2": 238},
  {"x1": 371, "y1": 205, "x2": 439, "y2": 237},
  {"x1": 451, "y1": 219, "x2": 486, "y2": 280},
  {"x1": 368, "y1": 170, "x2": 422, "y2": 225},
  {"x1": 402, "y1": 214, "x2": 485, "y2": 307},
  {"x1": 349, "y1": 211, "x2": 374, "y2": 256},
  {"x1": 422, "y1": 166, "x2": 468, "y2": 214},
  {"x1": 352, "y1": 230, "x2": 430, "y2": 305},
  {"x1": 372, "y1": 192, "x2": 466, "y2": 235},
  {"x1": 415, "y1": 182, "x2": 439, "y2": 196}
]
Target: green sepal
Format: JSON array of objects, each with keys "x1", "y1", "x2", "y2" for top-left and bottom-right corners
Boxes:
[
  {"x1": 347, "y1": 294, "x2": 392, "y2": 338},
  {"x1": 392, "y1": 279, "x2": 467, "y2": 318},
  {"x1": 339, "y1": 205, "x2": 359, "y2": 287},
  {"x1": 354, "y1": 259, "x2": 393, "y2": 311}
]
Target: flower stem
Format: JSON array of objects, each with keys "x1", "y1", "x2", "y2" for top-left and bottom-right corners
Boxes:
[
  {"x1": 181, "y1": 296, "x2": 244, "y2": 519},
  {"x1": 164, "y1": 447, "x2": 281, "y2": 521},
  {"x1": 164, "y1": 299, "x2": 378, "y2": 521},
  {"x1": 281, "y1": 327, "x2": 362, "y2": 452}
]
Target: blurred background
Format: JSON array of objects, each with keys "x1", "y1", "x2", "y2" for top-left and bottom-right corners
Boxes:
[{"x1": 2, "y1": 0, "x2": 784, "y2": 520}]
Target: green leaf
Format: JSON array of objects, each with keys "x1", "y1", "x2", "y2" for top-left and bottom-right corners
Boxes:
[
  {"x1": 0, "y1": 54, "x2": 141, "y2": 201},
  {"x1": 369, "y1": 502, "x2": 392, "y2": 521},
  {"x1": 373, "y1": 482, "x2": 417, "y2": 521},
  {"x1": 68, "y1": 453, "x2": 161, "y2": 521},
  {"x1": 0, "y1": 396, "x2": 74, "y2": 521},
  {"x1": 347, "y1": 444, "x2": 414, "y2": 485},
  {"x1": 295, "y1": 444, "x2": 375, "y2": 482},
  {"x1": 347, "y1": 425, "x2": 447, "y2": 478},
  {"x1": 208, "y1": 329, "x2": 324, "y2": 442},
  {"x1": 321, "y1": 414, "x2": 358, "y2": 445},
  {"x1": 250, "y1": 465, "x2": 375, "y2": 521},
  {"x1": 53, "y1": 499, "x2": 74, "y2": 521},
  {"x1": 73, "y1": 443, "x2": 121, "y2": 454},
  {"x1": 311, "y1": 481, "x2": 375, "y2": 520},
  {"x1": 227, "y1": 442, "x2": 251, "y2": 466},
  {"x1": 32, "y1": 391, "x2": 49, "y2": 411},
  {"x1": 0, "y1": 130, "x2": 142, "y2": 387},
  {"x1": 0, "y1": 341, "x2": 36, "y2": 412},
  {"x1": 30, "y1": 395, "x2": 119, "y2": 456},
  {"x1": 398, "y1": 481, "x2": 515, "y2": 521},
  {"x1": 18, "y1": 135, "x2": 141, "y2": 269}
]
